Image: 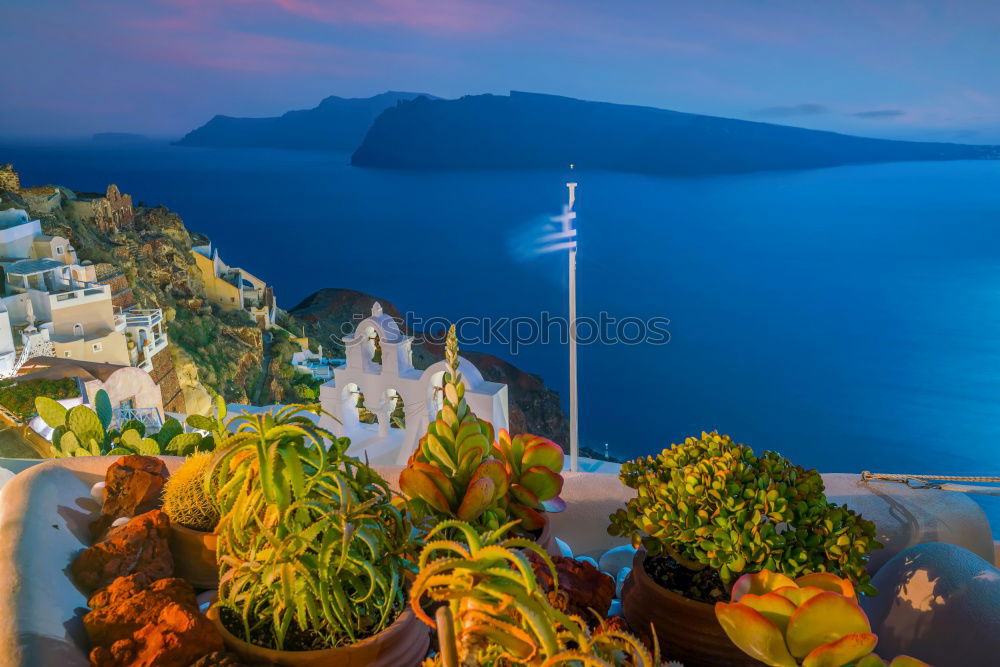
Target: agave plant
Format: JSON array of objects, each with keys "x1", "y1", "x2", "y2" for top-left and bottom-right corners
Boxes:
[
  {"x1": 207, "y1": 404, "x2": 413, "y2": 650},
  {"x1": 399, "y1": 325, "x2": 510, "y2": 533},
  {"x1": 715, "y1": 570, "x2": 929, "y2": 667},
  {"x1": 35, "y1": 390, "x2": 204, "y2": 457},
  {"x1": 412, "y1": 519, "x2": 660, "y2": 666},
  {"x1": 493, "y1": 429, "x2": 566, "y2": 531}
]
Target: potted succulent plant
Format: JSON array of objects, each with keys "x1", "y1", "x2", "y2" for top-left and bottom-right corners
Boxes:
[
  {"x1": 411, "y1": 519, "x2": 660, "y2": 666},
  {"x1": 204, "y1": 404, "x2": 428, "y2": 666},
  {"x1": 608, "y1": 432, "x2": 882, "y2": 667},
  {"x1": 162, "y1": 452, "x2": 220, "y2": 588},
  {"x1": 399, "y1": 325, "x2": 565, "y2": 548},
  {"x1": 715, "y1": 569, "x2": 929, "y2": 667}
]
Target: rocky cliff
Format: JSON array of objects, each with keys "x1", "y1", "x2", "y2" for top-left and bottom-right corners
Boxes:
[
  {"x1": 289, "y1": 288, "x2": 571, "y2": 448},
  {"x1": 0, "y1": 186, "x2": 263, "y2": 410},
  {"x1": 352, "y1": 91, "x2": 1000, "y2": 176},
  {"x1": 176, "y1": 91, "x2": 436, "y2": 151}
]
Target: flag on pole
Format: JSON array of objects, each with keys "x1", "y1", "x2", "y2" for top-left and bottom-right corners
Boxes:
[{"x1": 534, "y1": 197, "x2": 577, "y2": 255}]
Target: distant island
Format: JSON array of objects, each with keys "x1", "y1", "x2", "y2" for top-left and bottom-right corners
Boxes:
[
  {"x1": 92, "y1": 132, "x2": 150, "y2": 144},
  {"x1": 176, "y1": 91, "x2": 436, "y2": 151},
  {"x1": 351, "y1": 91, "x2": 1000, "y2": 176}
]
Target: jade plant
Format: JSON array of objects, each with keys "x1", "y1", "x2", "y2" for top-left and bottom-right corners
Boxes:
[
  {"x1": 206, "y1": 404, "x2": 413, "y2": 650},
  {"x1": 608, "y1": 431, "x2": 881, "y2": 594},
  {"x1": 399, "y1": 325, "x2": 510, "y2": 533},
  {"x1": 412, "y1": 519, "x2": 660, "y2": 666},
  {"x1": 715, "y1": 570, "x2": 929, "y2": 667},
  {"x1": 493, "y1": 429, "x2": 566, "y2": 531},
  {"x1": 162, "y1": 452, "x2": 219, "y2": 531},
  {"x1": 36, "y1": 391, "x2": 203, "y2": 457}
]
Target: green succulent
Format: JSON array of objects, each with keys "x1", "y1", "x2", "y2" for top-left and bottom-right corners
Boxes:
[
  {"x1": 35, "y1": 390, "x2": 215, "y2": 458},
  {"x1": 413, "y1": 520, "x2": 660, "y2": 666},
  {"x1": 608, "y1": 431, "x2": 881, "y2": 595},
  {"x1": 207, "y1": 404, "x2": 413, "y2": 651},
  {"x1": 399, "y1": 325, "x2": 510, "y2": 534}
]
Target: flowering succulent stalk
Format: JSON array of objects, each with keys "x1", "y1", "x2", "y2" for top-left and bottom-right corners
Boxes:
[
  {"x1": 399, "y1": 325, "x2": 510, "y2": 532},
  {"x1": 493, "y1": 429, "x2": 566, "y2": 531},
  {"x1": 715, "y1": 570, "x2": 929, "y2": 667}
]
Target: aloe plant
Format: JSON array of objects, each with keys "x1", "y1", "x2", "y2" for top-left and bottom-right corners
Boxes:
[
  {"x1": 716, "y1": 570, "x2": 929, "y2": 667},
  {"x1": 35, "y1": 391, "x2": 207, "y2": 457},
  {"x1": 399, "y1": 325, "x2": 510, "y2": 533},
  {"x1": 412, "y1": 520, "x2": 660, "y2": 666},
  {"x1": 207, "y1": 404, "x2": 413, "y2": 650}
]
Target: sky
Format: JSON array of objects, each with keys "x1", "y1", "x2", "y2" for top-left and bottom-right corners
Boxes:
[{"x1": 1, "y1": 0, "x2": 998, "y2": 142}]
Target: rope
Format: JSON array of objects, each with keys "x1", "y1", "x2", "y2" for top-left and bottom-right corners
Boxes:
[{"x1": 861, "y1": 471, "x2": 1000, "y2": 495}]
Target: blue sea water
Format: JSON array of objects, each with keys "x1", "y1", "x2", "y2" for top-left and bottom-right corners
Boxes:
[{"x1": 4, "y1": 140, "x2": 1000, "y2": 529}]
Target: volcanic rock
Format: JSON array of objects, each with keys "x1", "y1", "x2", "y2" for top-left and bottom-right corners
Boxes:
[
  {"x1": 91, "y1": 455, "x2": 168, "y2": 538},
  {"x1": 527, "y1": 551, "x2": 616, "y2": 621},
  {"x1": 85, "y1": 576, "x2": 222, "y2": 667},
  {"x1": 71, "y1": 509, "x2": 173, "y2": 593}
]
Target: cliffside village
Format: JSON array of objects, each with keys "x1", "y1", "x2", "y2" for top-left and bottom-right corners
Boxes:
[{"x1": 0, "y1": 163, "x2": 288, "y2": 447}]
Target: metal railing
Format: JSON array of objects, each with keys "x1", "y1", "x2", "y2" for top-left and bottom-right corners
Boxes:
[{"x1": 111, "y1": 407, "x2": 162, "y2": 431}]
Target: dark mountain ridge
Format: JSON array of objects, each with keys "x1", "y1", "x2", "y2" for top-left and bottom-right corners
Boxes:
[
  {"x1": 351, "y1": 91, "x2": 1000, "y2": 176},
  {"x1": 176, "y1": 91, "x2": 436, "y2": 151}
]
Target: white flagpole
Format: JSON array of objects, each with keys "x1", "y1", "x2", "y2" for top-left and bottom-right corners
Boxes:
[{"x1": 566, "y1": 182, "x2": 579, "y2": 472}]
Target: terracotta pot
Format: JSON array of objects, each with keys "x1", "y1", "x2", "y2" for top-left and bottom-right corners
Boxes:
[
  {"x1": 168, "y1": 523, "x2": 218, "y2": 589},
  {"x1": 621, "y1": 550, "x2": 762, "y2": 667},
  {"x1": 207, "y1": 605, "x2": 429, "y2": 667},
  {"x1": 534, "y1": 514, "x2": 561, "y2": 557}
]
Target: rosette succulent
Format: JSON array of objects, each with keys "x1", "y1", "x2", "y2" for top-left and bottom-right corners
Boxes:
[
  {"x1": 493, "y1": 429, "x2": 566, "y2": 531},
  {"x1": 399, "y1": 325, "x2": 510, "y2": 532},
  {"x1": 608, "y1": 432, "x2": 881, "y2": 593},
  {"x1": 715, "y1": 570, "x2": 929, "y2": 667}
]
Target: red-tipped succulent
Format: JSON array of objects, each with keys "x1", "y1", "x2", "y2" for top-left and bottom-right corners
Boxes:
[{"x1": 493, "y1": 429, "x2": 567, "y2": 531}]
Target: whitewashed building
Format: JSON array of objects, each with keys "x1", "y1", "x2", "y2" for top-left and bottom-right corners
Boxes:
[{"x1": 318, "y1": 303, "x2": 508, "y2": 465}]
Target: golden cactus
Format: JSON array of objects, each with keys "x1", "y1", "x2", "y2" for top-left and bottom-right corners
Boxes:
[{"x1": 162, "y1": 453, "x2": 220, "y2": 531}]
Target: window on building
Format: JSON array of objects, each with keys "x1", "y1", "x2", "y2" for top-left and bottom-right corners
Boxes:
[
  {"x1": 73, "y1": 323, "x2": 84, "y2": 337},
  {"x1": 56, "y1": 246, "x2": 64, "y2": 255},
  {"x1": 63, "y1": 351, "x2": 71, "y2": 358},
  {"x1": 92, "y1": 342, "x2": 102, "y2": 352}
]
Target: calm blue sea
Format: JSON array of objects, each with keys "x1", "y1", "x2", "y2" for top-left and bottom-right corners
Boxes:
[{"x1": 4, "y1": 140, "x2": 1000, "y2": 529}]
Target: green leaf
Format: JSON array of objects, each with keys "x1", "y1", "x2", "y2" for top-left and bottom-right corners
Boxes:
[
  {"x1": 120, "y1": 428, "x2": 143, "y2": 449},
  {"x1": 186, "y1": 414, "x2": 216, "y2": 432},
  {"x1": 137, "y1": 438, "x2": 161, "y2": 455},
  {"x1": 165, "y1": 432, "x2": 202, "y2": 456},
  {"x1": 155, "y1": 418, "x2": 184, "y2": 448},
  {"x1": 94, "y1": 390, "x2": 113, "y2": 431},
  {"x1": 67, "y1": 405, "x2": 104, "y2": 446},
  {"x1": 35, "y1": 397, "x2": 67, "y2": 429}
]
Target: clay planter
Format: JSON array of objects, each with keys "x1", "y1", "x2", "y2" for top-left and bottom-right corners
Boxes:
[
  {"x1": 534, "y1": 514, "x2": 560, "y2": 557},
  {"x1": 207, "y1": 605, "x2": 429, "y2": 667},
  {"x1": 167, "y1": 523, "x2": 218, "y2": 589},
  {"x1": 620, "y1": 550, "x2": 762, "y2": 667}
]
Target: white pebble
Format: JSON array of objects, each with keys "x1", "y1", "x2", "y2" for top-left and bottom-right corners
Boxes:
[
  {"x1": 598, "y1": 544, "x2": 637, "y2": 579},
  {"x1": 554, "y1": 537, "x2": 573, "y2": 558},
  {"x1": 616, "y1": 567, "x2": 632, "y2": 598},
  {"x1": 110, "y1": 517, "x2": 130, "y2": 528},
  {"x1": 90, "y1": 481, "x2": 106, "y2": 504}
]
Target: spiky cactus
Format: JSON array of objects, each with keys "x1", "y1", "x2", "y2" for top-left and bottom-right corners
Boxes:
[
  {"x1": 36, "y1": 391, "x2": 212, "y2": 457},
  {"x1": 399, "y1": 325, "x2": 510, "y2": 533},
  {"x1": 162, "y1": 452, "x2": 220, "y2": 531}
]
